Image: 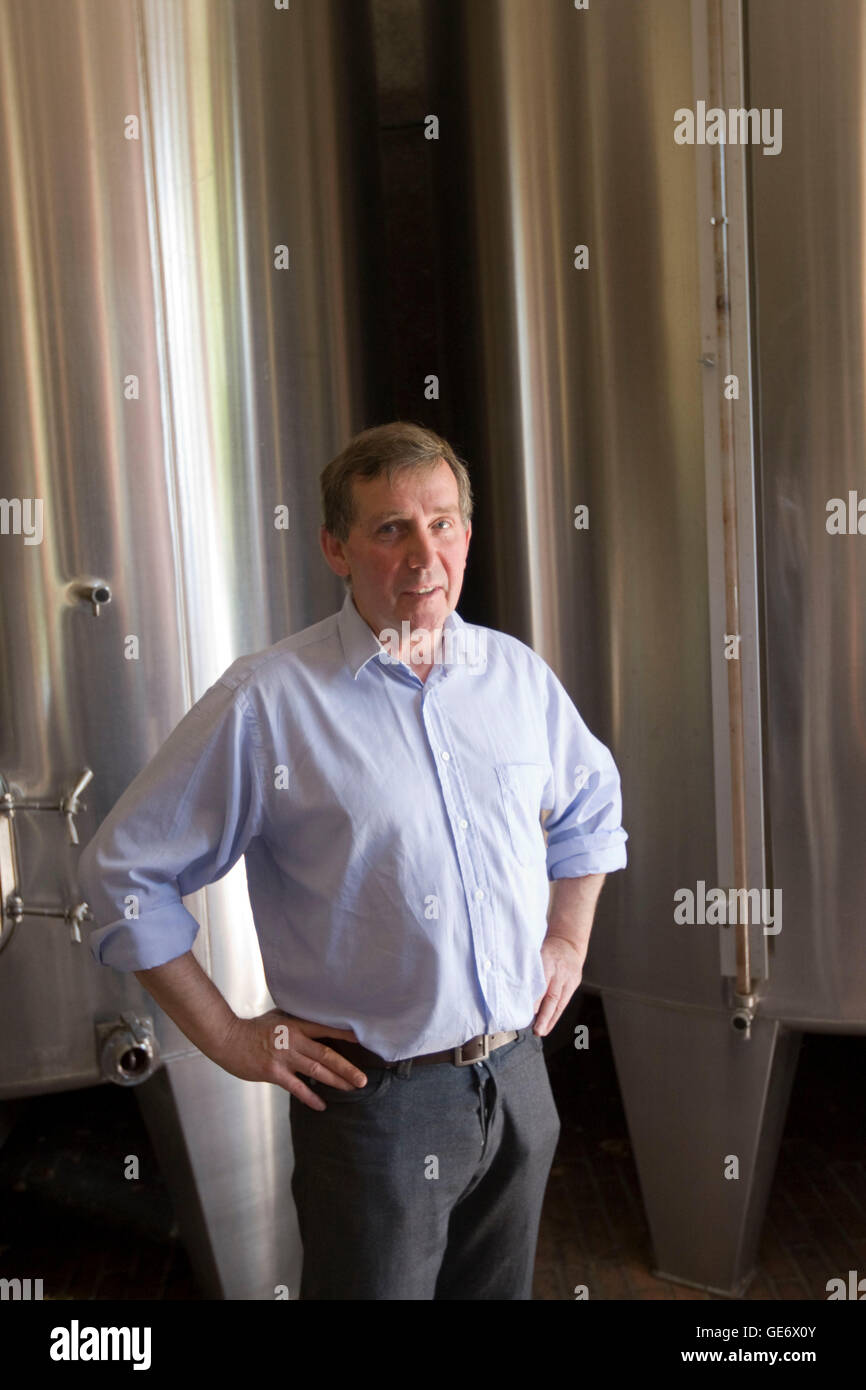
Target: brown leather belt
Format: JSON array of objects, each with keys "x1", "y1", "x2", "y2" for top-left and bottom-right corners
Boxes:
[{"x1": 329, "y1": 1028, "x2": 524, "y2": 1071}]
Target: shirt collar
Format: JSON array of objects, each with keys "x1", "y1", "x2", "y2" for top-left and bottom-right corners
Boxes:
[{"x1": 337, "y1": 588, "x2": 465, "y2": 681}]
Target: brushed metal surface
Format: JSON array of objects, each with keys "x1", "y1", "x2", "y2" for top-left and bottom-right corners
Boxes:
[
  {"x1": 604, "y1": 994, "x2": 802, "y2": 1296},
  {"x1": 746, "y1": 0, "x2": 866, "y2": 1026},
  {"x1": 424, "y1": 0, "x2": 866, "y2": 1296},
  {"x1": 0, "y1": 0, "x2": 184, "y2": 1095},
  {"x1": 431, "y1": 0, "x2": 719, "y2": 1007},
  {"x1": 136, "y1": 1049, "x2": 301, "y2": 1301},
  {"x1": 0, "y1": 0, "x2": 382, "y2": 1300},
  {"x1": 432, "y1": 0, "x2": 866, "y2": 1028},
  {"x1": 0, "y1": 0, "x2": 382, "y2": 1094}
]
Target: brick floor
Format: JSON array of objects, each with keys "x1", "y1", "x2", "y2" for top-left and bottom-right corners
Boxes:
[{"x1": 0, "y1": 993, "x2": 863, "y2": 1300}]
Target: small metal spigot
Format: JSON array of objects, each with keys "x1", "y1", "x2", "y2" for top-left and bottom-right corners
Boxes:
[
  {"x1": 70, "y1": 580, "x2": 112, "y2": 616},
  {"x1": 730, "y1": 991, "x2": 757, "y2": 1040},
  {"x1": 60, "y1": 768, "x2": 94, "y2": 845},
  {"x1": 66, "y1": 900, "x2": 92, "y2": 944}
]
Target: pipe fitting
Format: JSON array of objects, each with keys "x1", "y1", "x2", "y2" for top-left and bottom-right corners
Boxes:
[
  {"x1": 730, "y1": 992, "x2": 757, "y2": 1040},
  {"x1": 68, "y1": 578, "x2": 112, "y2": 616},
  {"x1": 96, "y1": 1012, "x2": 158, "y2": 1086}
]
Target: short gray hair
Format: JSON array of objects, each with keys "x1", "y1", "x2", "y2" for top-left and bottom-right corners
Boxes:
[{"x1": 320, "y1": 421, "x2": 473, "y2": 543}]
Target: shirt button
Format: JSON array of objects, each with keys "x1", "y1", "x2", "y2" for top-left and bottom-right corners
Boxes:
[
  {"x1": 459, "y1": 819, "x2": 468, "y2": 830},
  {"x1": 475, "y1": 889, "x2": 484, "y2": 901},
  {"x1": 441, "y1": 750, "x2": 450, "y2": 761},
  {"x1": 485, "y1": 958, "x2": 493, "y2": 969}
]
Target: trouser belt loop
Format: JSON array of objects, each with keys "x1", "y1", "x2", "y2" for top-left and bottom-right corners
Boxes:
[{"x1": 395, "y1": 1057, "x2": 413, "y2": 1080}]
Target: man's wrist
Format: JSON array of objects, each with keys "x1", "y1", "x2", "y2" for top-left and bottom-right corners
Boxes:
[
  {"x1": 212, "y1": 1010, "x2": 244, "y2": 1066},
  {"x1": 543, "y1": 930, "x2": 585, "y2": 959}
]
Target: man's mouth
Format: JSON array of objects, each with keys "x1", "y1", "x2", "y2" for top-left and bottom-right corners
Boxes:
[{"x1": 403, "y1": 585, "x2": 441, "y2": 596}]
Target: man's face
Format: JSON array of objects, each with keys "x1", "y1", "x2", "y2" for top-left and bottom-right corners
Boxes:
[{"x1": 320, "y1": 458, "x2": 471, "y2": 638}]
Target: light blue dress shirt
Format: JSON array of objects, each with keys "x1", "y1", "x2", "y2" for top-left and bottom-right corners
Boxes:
[{"x1": 77, "y1": 590, "x2": 627, "y2": 1061}]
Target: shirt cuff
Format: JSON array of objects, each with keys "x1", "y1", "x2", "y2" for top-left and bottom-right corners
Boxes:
[
  {"x1": 88, "y1": 902, "x2": 201, "y2": 971},
  {"x1": 547, "y1": 830, "x2": 628, "y2": 879}
]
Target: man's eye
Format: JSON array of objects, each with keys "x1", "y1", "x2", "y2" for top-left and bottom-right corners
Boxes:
[{"x1": 376, "y1": 519, "x2": 453, "y2": 536}]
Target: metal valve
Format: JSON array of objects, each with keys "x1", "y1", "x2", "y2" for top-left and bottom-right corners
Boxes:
[
  {"x1": 59, "y1": 768, "x2": 94, "y2": 845},
  {"x1": 70, "y1": 579, "x2": 112, "y2": 616},
  {"x1": 0, "y1": 767, "x2": 96, "y2": 947},
  {"x1": 730, "y1": 992, "x2": 757, "y2": 1040},
  {"x1": 96, "y1": 1013, "x2": 158, "y2": 1086},
  {"x1": 2, "y1": 766, "x2": 93, "y2": 844},
  {"x1": 5, "y1": 893, "x2": 92, "y2": 944}
]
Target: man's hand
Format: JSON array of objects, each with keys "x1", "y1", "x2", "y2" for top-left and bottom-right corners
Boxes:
[
  {"x1": 216, "y1": 1009, "x2": 368, "y2": 1112},
  {"x1": 532, "y1": 872, "x2": 606, "y2": 1035},
  {"x1": 532, "y1": 935, "x2": 584, "y2": 1037}
]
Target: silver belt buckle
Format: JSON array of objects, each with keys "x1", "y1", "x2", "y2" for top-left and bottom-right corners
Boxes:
[{"x1": 453, "y1": 1033, "x2": 490, "y2": 1066}]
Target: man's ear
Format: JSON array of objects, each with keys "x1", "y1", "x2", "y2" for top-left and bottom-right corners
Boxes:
[{"x1": 320, "y1": 524, "x2": 350, "y2": 579}]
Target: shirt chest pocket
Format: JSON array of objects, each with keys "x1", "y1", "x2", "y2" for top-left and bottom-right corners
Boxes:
[{"x1": 494, "y1": 762, "x2": 548, "y2": 866}]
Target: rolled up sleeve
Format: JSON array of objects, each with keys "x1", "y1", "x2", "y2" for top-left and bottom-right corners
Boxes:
[
  {"x1": 76, "y1": 678, "x2": 265, "y2": 972},
  {"x1": 539, "y1": 662, "x2": 628, "y2": 879}
]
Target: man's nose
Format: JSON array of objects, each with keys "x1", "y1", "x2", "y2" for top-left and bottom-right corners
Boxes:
[{"x1": 405, "y1": 528, "x2": 437, "y2": 568}]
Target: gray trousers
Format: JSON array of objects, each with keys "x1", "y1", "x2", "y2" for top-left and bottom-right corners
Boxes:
[{"x1": 289, "y1": 1026, "x2": 561, "y2": 1300}]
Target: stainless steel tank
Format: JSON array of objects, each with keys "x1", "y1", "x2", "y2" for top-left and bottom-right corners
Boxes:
[
  {"x1": 427, "y1": 0, "x2": 865, "y2": 1295},
  {"x1": 0, "y1": 0, "x2": 383, "y2": 1298}
]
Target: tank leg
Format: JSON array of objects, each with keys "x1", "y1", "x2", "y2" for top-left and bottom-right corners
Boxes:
[
  {"x1": 602, "y1": 994, "x2": 802, "y2": 1296},
  {"x1": 135, "y1": 1051, "x2": 300, "y2": 1300}
]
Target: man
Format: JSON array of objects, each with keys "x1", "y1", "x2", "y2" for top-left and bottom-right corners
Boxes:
[{"x1": 77, "y1": 420, "x2": 628, "y2": 1300}]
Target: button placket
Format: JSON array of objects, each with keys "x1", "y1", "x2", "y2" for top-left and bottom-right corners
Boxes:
[{"x1": 422, "y1": 696, "x2": 501, "y2": 1026}]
